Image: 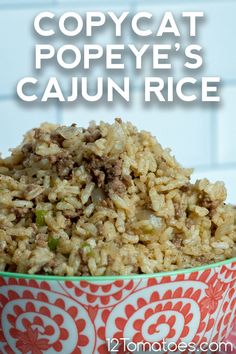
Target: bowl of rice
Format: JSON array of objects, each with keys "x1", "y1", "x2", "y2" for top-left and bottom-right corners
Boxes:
[{"x1": 0, "y1": 119, "x2": 235, "y2": 353}]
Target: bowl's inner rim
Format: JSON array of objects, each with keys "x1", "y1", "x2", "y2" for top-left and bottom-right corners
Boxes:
[{"x1": 0, "y1": 256, "x2": 236, "y2": 282}]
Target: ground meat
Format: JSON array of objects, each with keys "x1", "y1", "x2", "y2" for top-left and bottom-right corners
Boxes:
[
  {"x1": 85, "y1": 156, "x2": 127, "y2": 194},
  {"x1": 122, "y1": 175, "x2": 132, "y2": 188},
  {"x1": 112, "y1": 159, "x2": 122, "y2": 177},
  {"x1": 24, "y1": 185, "x2": 36, "y2": 194},
  {"x1": 108, "y1": 177, "x2": 126, "y2": 194},
  {"x1": 11, "y1": 207, "x2": 34, "y2": 223},
  {"x1": 35, "y1": 233, "x2": 47, "y2": 247},
  {"x1": 84, "y1": 127, "x2": 102, "y2": 143},
  {"x1": 49, "y1": 153, "x2": 74, "y2": 178},
  {"x1": 174, "y1": 202, "x2": 185, "y2": 218},
  {"x1": 11, "y1": 207, "x2": 29, "y2": 218},
  {"x1": 186, "y1": 218, "x2": 195, "y2": 229},
  {"x1": 180, "y1": 183, "x2": 191, "y2": 193},
  {"x1": 49, "y1": 155, "x2": 58, "y2": 164},
  {"x1": 93, "y1": 169, "x2": 105, "y2": 188},
  {"x1": 55, "y1": 156, "x2": 74, "y2": 178},
  {"x1": 21, "y1": 143, "x2": 33, "y2": 155},
  {"x1": 198, "y1": 193, "x2": 220, "y2": 214},
  {"x1": 115, "y1": 118, "x2": 122, "y2": 124},
  {"x1": 48, "y1": 259, "x2": 56, "y2": 268},
  {"x1": 172, "y1": 235, "x2": 183, "y2": 248},
  {"x1": 22, "y1": 155, "x2": 41, "y2": 169},
  {"x1": 195, "y1": 256, "x2": 208, "y2": 264},
  {"x1": 81, "y1": 265, "x2": 90, "y2": 276},
  {"x1": 35, "y1": 194, "x2": 46, "y2": 203},
  {"x1": 34, "y1": 128, "x2": 43, "y2": 140},
  {"x1": 50, "y1": 132, "x2": 65, "y2": 147},
  {"x1": 97, "y1": 223, "x2": 104, "y2": 235},
  {"x1": 100, "y1": 199, "x2": 114, "y2": 209}
]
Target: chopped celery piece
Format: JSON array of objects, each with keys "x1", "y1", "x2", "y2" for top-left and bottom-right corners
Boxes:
[
  {"x1": 48, "y1": 236, "x2": 59, "y2": 251},
  {"x1": 81, "y1": 242, "x2": 90, "y2": 249},
  {"x1": 35, "y1": 210, "x2": 48, "y2": 227}
]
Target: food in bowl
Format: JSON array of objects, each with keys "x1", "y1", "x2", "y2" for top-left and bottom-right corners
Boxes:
[{"x1": 0, "y1": 119, "x2": 235, "y2": 276}]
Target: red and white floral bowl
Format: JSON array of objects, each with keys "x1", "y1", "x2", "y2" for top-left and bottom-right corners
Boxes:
[{"x1": 0, "y1": 258, "x2": 236, "y2": 354}]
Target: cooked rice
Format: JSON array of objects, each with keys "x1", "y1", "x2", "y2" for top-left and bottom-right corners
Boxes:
[{"x1": 0, "y1": 119, "x2": 235, "y2": 276}]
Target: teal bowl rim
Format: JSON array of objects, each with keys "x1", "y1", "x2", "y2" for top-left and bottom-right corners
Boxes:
[{"x1": 0, "y1": 256, "x2": 236, "y2": 282}]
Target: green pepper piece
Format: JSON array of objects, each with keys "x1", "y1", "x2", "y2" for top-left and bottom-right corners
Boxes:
[
  {"x1": 48, "y1": 236, "x2": 59, "y2": 251},
  {"x1": 35, "y1": 210, "x2": 48, "y2": 227}
]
